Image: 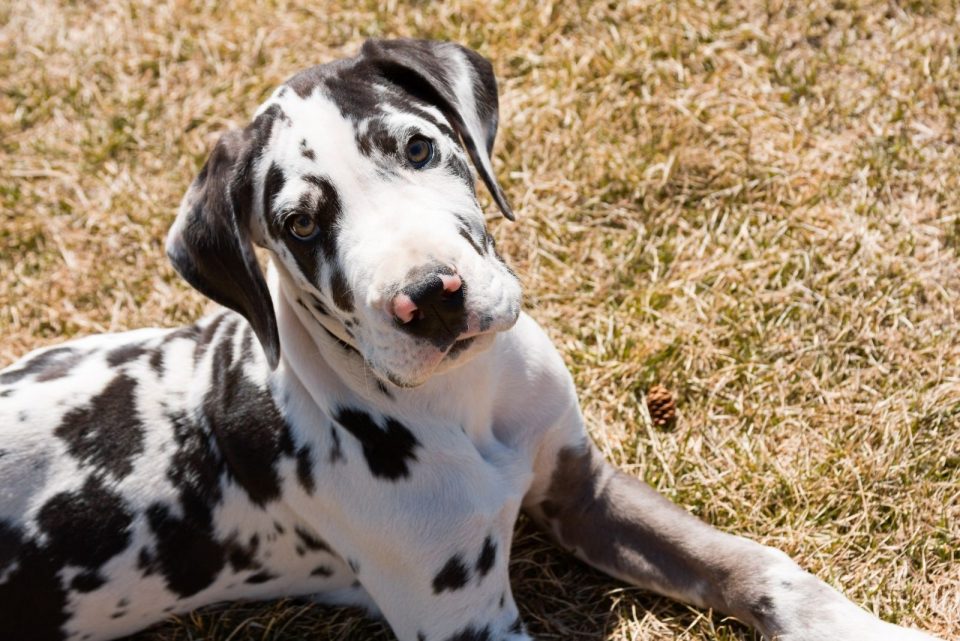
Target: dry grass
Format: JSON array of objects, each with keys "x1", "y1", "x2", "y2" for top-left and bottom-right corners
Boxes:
[{"x1": 2, "y1": 1, "x2": 959, "y2": 639}]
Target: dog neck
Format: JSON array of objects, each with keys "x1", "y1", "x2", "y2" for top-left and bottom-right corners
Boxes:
[{"x1": 268, "y1": 280, "x2": 389, "y2": 412}]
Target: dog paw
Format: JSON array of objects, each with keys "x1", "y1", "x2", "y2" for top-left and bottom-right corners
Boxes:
[
  {"x1": 873, "y1": 621, "x2": 944, "y2": 641},
  {"x1": 776, "y1": 614, "x2": 943, "y2": 641}
]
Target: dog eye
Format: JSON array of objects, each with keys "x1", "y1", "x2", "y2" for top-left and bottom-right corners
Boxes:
[
  {"x1": 405, "y1": 135, "x2": 434, "y2": 169},
  {"x1": 287, "y1": 214, "x2": 319, "y2": 240}
]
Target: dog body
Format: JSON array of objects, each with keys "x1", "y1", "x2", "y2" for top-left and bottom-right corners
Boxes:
[
  {"x1": 1, "y1": 303, "x2": 558, "y2": 641},
  {"x1": 0, "y1": 40, "x2": 943, "y2": 641}
]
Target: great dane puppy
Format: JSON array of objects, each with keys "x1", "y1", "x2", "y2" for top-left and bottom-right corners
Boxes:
[{"x1": 0, "y1": 39, "x2": 944, "y2": 641}]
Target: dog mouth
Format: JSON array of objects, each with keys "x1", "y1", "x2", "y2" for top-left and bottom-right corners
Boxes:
[
  {"x1": 368, "y1": 297, "x2": 521, "y2": 388},
  {"x1": 446, "y1": 335, "x2": 476, "y2": 358},
  {"x1": 373, "y1": 331, "x2": 490, "y2": 388}
]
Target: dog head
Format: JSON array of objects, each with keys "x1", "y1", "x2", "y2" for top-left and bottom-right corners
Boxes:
[{"x1": 166, "y1": 39, "x2": 522, "y2": 387}]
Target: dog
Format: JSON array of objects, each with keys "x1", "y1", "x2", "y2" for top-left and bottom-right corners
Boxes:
[{"x1": 0, "y1": 39, "x2": 944, "y2": 641}]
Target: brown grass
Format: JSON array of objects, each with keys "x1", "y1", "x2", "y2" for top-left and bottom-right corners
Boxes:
[{"x1": 1, "y1": 1, "x2": 958, "y2": 639}]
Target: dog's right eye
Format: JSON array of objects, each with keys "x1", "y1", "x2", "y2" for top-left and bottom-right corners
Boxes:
[
  {"x1": 287, "y1": 214, "x2": 319, "y2": 240},
  {"x1": 405, "y1": 135, "x2": 434, "y2": 169}
]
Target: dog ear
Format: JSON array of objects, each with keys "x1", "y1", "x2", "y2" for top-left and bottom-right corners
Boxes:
[
  {"x1": 361, "y1": 38, "x2": 515, "y2": 221},
  {"x1": 166, "y1": 125, "x2": 281, "y2": 369}
]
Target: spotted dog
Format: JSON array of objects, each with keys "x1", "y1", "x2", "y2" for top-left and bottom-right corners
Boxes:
[{"x1": 0, "y1": 39, "x2": 943, "y2": 641}]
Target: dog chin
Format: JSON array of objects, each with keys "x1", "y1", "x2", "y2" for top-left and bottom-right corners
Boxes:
[
  {"x1": 372, "y1": 351, "x2": 446, "y2": 389},
  {"x1": 374, "y1": 333, "x2": 497, "y2": 388}
]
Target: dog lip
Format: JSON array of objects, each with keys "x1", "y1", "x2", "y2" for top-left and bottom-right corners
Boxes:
[{"x1": 445, "y1": 336, "x2": 477, "y2": 359}]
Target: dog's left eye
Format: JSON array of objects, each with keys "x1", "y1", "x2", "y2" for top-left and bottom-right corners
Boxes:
[
  {"x1": 287, "y1": 214, "x2": 319, "y2": 240},
  {"x1": 405, "y1": 135, "x2": 434, "y2": 169}
]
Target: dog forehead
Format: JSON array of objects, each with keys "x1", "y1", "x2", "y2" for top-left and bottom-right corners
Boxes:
[
  {"x1": 259, "y1": 77, "x2": 423, "y2": 162},
  {"x1": 268, "y1": 58, "x2": 451, "y2": 144},
  {"x1": 282, "y1": 57, "x2": 423, "y2": 121},
  {"x1": 254, "y1": 85, "x2": 460, "y2": 225}
]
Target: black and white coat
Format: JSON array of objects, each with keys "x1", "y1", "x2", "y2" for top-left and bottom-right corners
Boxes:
[{"x1": 0, "y1": 39, "x2": 943, "y2": 641}]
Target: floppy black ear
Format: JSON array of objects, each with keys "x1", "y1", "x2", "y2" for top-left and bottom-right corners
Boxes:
[
  {"x1": 361, "y1": 38, "x2": 515, "y2": 220},
  {"x1": 166, "y1": 126, "x2": 280, "y2": 369}
]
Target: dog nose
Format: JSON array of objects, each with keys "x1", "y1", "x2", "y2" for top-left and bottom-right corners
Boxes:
[
  {"x1": 391, "y1": 271, "x2": 467, "y2": 344},
  {"x1": 392, "y1": 273, "x2": 462, "y2": 323}
]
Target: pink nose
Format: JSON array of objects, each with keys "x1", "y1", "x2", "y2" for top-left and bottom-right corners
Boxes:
[{"x1": 391, "y1": 273, "x2": 462, "y2": 324}]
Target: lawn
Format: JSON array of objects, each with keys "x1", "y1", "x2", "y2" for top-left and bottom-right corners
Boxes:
[{"x1": 1, "y1": 1, "x2": 957, "y2": 639}]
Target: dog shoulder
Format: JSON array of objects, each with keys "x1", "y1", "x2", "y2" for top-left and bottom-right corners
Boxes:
[{"x1": 486, "y1": 313, "x2": 582, "y2": 449}]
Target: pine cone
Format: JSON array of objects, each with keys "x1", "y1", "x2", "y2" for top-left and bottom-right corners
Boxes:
[{"x1": 646, "y1": 384, "x2": 676, "y2": 429}]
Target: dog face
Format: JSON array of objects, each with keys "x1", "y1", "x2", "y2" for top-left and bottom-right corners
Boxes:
[{"x1": 166, "y1": 40, "x2": 521, "y2": 387}]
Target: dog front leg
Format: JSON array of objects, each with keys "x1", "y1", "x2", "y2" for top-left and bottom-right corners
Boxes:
[{"x1": 525, "y1": 439, "x2": 941, "y2": 641}]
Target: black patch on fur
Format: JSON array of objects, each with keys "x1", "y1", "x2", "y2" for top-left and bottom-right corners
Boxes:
[
  {"x1": 298, "y1": 174, "x2": 341, "y2": 259},
  {"x1": 253, "y1": 103, "x2": 293, "y2": 126},
  {"x1": 457, "y1": 225, "x2": 485, "y2": 256},
  {"x1": 309, "y1": 294, "x2": 330, "y2": 316},
  {"x1": 320, "y1": 326, "x2": 361, "y2": 357},
  {"x1": 70, "y1": 571, "x2": 106, "y2": 593},
  {"x1": 0, "y1": 520, "x2": 70, "y2": 641},
  {"x1": 148, "y1": 346, "x2": 165, "y2": 373},
  {"x1": 163, "y1": 323, "x2": 203, "y2": 345},
  {"x1": 278, "y1": 174, "x2": 342, "y2": 285},
  {"x1": 447, "y1": 154, "x2": 474, "y2": 188},
  {"x1": 193, "y1": 313, "x2": 228, "y2": 364},
  {"x1": 0, "y1": 520, "x2": 20, "y2": 574},
  {"x1": 0, "y1": 346, "x2": 79, "y2": 385},
  {"x1": 432, "y1": 555, "x2": 470, "y2": 593},
  {"x1": 54, "y1": 373, "x2": 145, "y2": 480},
  {"x1": 300, "y1": 138, "x2": 315, "y2": 160},
  {"x1": 137, "y1": 547, "x2": 159, "y2": 576},
  {"x1": 509, "y1": 618, "x2": 524, "y2": 634},
  {"x1": 146, "y1": 502, "x2": 225, "y2": 599},
  {"x1": 375, "y1": 379, "x2": 393, "y2": 399},
  {"x1": 245, "y1": 570, "x2": 276, "y2": 584},
  {"x1": 296, "y1": 297, "x2": 314, "y2": 319},
  {"x1": 295, "y1": 526, "x2": 331, "y2": 553},
  {"x1": 202, "y1": 336, "x2": 295, "y2": 506},
  {"x1": 145, "y1": 410, "x2": 226, "y2": 597},
  {"x1": 443, "y1": 625, "x2": 491, "y2": 641},
  {"x1": 36, "y1": 351, "x2": 86, "y2": 382},
  {"x1": 238, "y1": 322, "x2": 255, "y2": 360},
  {"x1": 329, "y1": 425, "x2": 345, "y2": 463},
  {"x1": 333, "y1": 408, "x2": 420, "y2": 480},
  {"x1": 105, "y1": 343, "x2": 147, "y2": 367},
  {"x1": 227, "y1": 535, "x2": 260, "y2": 572},
  {"x1": 296, "y1": 445, "x2": 315, "y2": 494},
  {"x1": 355, "y1": 118, "x2": 401, "y2": 161},
  {"x1": 476, "y1": 536, "x2": 496, "y2": 577},
  {"x1": 286, "y1": 72, "x2": 321, "y2": 99},
  {"x1": 329, "y1": 266, "x2": 354, "y2": 313},
  {"x1": 750, "y1": 594, "x2": 776, "y2": 625},
  {"x1": 263, "y1": 162, "x2": 286, "y2": 219},
  {"x1": 38, "y1": 475, "x2": 134, "y2": 571},
  {"x1": 310, "y1": 565, "x2": 333, "y2": 577}
]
